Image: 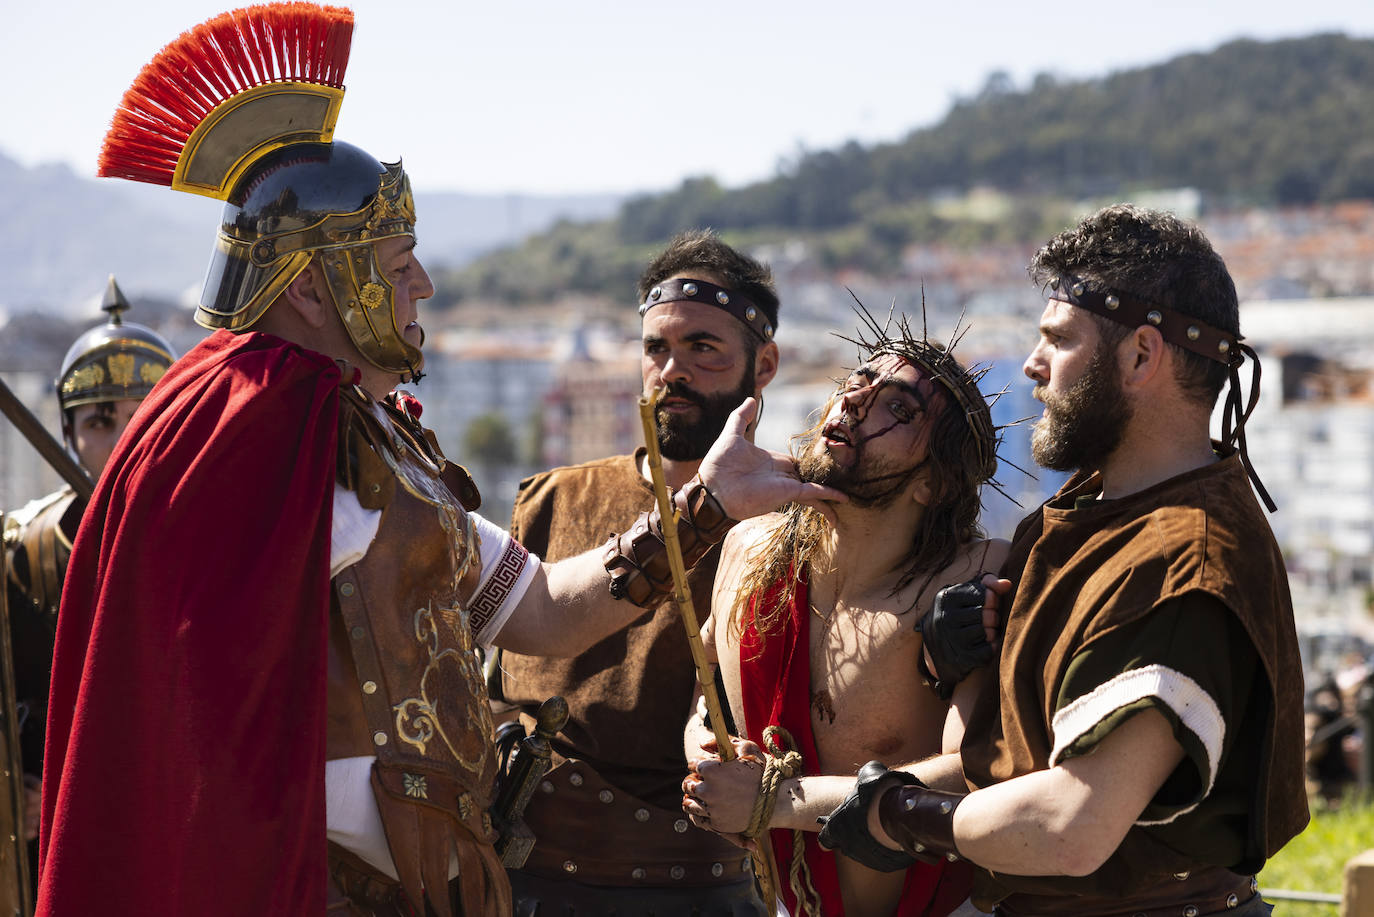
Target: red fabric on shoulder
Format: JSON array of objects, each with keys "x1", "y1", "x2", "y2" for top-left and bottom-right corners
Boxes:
[
  {"x1": 738, "y1": 566, "x2": 963, "y2": 917},
  {"x1": 38, "y1": 330, "x2": 340, "y2": 916}
]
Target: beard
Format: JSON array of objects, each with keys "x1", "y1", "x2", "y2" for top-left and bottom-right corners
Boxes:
[
  {"x1": 796, "y1": 427, "x2": 921, "y2": 510},
  {"x1": 1030, "y1": 343, "x2": 1132, "y2": 472},
  {"x1": 656, "y1": 352, "x2": 756, "y2": 461}
]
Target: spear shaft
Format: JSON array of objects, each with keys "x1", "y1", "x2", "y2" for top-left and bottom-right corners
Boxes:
[{"x1": 0, "y1": 377, "x2": 92, "y2": 502}]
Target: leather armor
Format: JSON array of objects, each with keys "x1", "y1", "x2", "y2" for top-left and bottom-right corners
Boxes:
[
  {"x1": 4, "y1": 488, "x2": 80, "y2": 621},
  {"x1": 326, "y1": 383, "x2": 505, "y2": 917},
  {"x1": 4, "y1": 488, "x2": 82, "y2": 778}
]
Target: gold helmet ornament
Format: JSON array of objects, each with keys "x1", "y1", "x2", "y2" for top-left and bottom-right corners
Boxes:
[
  {"x1": 97, "y1": 3, "x2": 425, "y2": 382},
  {"x1": 57, "y1": 276, "x2": 177, "y2": 443}
]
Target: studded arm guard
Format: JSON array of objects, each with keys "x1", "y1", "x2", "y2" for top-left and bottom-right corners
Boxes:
[
  {"x1": 817, "y1": 761, "x2": 921, "y2": 872},
  {"x1": 602, "y1": 475, "x2": 736, "y2": 607},
  {"x1": 876, "y1": 780, "x2": 965, "y2": 865}
]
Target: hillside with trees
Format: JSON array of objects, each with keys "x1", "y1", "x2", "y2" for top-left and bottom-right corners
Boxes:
[{"x1": 438, "y1": 33, "x2": 1374, "y2": 307}]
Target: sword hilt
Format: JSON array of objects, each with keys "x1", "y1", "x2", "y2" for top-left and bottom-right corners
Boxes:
[{"x1": 492, "y1": 695, "x2": 568, "y2": 867}]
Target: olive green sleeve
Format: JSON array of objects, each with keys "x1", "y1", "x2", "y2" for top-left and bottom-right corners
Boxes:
[{"x1": 1049, "y1": 593, "x2": 1258, "y2": 823}]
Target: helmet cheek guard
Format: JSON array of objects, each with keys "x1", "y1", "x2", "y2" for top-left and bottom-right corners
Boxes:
[{"x1": 320, "y1": 243, "x2": 424, "y2": 379}]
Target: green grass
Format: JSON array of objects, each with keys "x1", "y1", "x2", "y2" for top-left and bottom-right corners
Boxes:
[{"x1": 1257, "y1": 795, "x2": 1374, "y2": 915}]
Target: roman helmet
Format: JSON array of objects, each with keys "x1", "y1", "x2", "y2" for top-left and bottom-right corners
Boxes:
[
  {"x1": 96, "y1": 3, "x2": 424, "y2": 381},
  {"x1": 57, "y1": 275, "x2": 177, "y2": 447}
]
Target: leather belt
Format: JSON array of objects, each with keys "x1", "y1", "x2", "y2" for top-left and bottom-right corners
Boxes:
[
  {"x1": 998, "y1": 869, "x2": 1258, "y2": 917},
  {"x1": 517, "y1": 758, "x2": 754, "y2": 887}
]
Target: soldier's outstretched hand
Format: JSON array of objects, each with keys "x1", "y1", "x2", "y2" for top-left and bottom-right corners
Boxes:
[{"x1": 698, "y1": 398, "x2": 846, "y2": 526}]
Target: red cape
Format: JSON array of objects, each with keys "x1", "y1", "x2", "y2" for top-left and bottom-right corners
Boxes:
[
  {"x1": 739, "y1": 567, "x2": 969, "y2": 917},
  {"x1": 39, "y1": 331, "x2": 340, "y2": 915}
]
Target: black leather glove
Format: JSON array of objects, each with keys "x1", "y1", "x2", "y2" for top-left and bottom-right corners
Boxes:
[
  {"x1": 919, "y1": 579, "x2": 994, "y2": 697},
  {"x1": 817, "y1": 761, "x2": 920, "y2": 872}
]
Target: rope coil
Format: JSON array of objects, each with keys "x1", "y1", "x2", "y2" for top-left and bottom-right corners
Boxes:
[{"x1": 747, "y1": 725, "x2": 822, "y2": 916}]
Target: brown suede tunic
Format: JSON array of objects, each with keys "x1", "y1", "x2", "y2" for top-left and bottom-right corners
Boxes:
[
  {"x1": 501, "y1": 452, "x2": 747, "y2": 886},
  {"x1": 962, "y1": 450, "x2": 1309, "y2": 911}
]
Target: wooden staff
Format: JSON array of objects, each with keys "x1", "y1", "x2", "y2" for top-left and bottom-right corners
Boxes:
[
  {"x1": 638, "y1": 388, "x2": 784, "y2": 907},
  {"x1": 637, "y1": 387, "x2": 735, "y2": 761}
]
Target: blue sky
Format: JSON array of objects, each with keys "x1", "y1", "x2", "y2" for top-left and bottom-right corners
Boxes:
[{"x1": 6, "y1": 0, "x2": 1374, "y2": 195}]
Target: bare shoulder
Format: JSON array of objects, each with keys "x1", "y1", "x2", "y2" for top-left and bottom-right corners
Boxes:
[
  {"x1": 946, "y1": 536, "x2": 1009, "y2": 582},
  {"x1": 912, "y1": 537, "x2": 1012, "y2": 615},
  {"x1": 719, "y1": 513, "x2": 784, "y2": 569},
  {"x1": 708, "y1": 514, "x2": 784, "y2": 652}
]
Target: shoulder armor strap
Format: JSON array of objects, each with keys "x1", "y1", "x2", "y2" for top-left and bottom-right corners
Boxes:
[
  {"x1": 380, "y1": 392, "x2": 482, "y2": 512},
  {"x1": 336, "y1": 383, "x2": 396, "y2": 511},
  {"x1": 441, "y1": 464, "x2": 481, "y2": 513}
]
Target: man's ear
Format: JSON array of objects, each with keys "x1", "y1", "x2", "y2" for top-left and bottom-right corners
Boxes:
[
  {"x1": 753, "y1": 340, "x2": 780, "y2": 393},
  {"x1": 909, "y1": 463, "x2": 935, "y2": 509},
  {"x1": 1122, "y1": 324, "x2": 1167, "y2": 390},
  {"x1": 281, "y1": 260, "x2": 330, "y2": 329}
]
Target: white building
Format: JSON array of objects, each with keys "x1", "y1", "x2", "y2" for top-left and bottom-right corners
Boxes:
[{"x1": 1232, "y1": 298, "x2": 1374, "y2": 662}]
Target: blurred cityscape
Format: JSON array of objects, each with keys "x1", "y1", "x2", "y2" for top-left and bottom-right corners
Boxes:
[{"x1": 4, "y1": 193, "x2": 1374, "y2": 691}]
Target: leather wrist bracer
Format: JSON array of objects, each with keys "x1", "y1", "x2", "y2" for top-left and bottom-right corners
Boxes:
[
  {"x1": 817, "y1": 761, "x2": 919, "y2": 873},
  {"x1": 602, "y1": 475, "x2": 737, "y2": 607},
  {"x1": 877, "y1": 782, "x2": 965, "y2": 864}
]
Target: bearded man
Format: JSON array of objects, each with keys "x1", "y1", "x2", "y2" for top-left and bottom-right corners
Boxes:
[
  {"x1": 683, "y1": 311, "x2": 1007, "y2": 917},
  {"x1": 818, "y1": 205, "x2": 1308, "y2": 917},
  {"x1": 37, "y1": 8, "x2": 835, "y2": 917},
  {"x1": 497, "y1": 229, "x2": 779, "y2": 915}
]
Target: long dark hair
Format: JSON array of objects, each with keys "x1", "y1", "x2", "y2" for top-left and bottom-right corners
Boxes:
[{"x1": 731, "y1": 341, "x2": 995, "y2": 644}]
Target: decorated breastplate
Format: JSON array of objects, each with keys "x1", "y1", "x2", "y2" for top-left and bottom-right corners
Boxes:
[{"x1": 329, "y1": 383, "x2": 498, "y2": 840}]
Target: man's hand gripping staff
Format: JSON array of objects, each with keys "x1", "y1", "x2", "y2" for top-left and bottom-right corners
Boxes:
[
  {"x1": 610, "y1": 391, "x2": 843, "y2": 907},
  {"x1": 602, "y1": 390, "x2": 843, "y2": 757}
]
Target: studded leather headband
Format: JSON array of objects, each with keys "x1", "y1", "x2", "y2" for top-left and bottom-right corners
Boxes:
[
  {"x1": 639, "y1": 278, "x2": 775, "y2": 343},
  {"x1": 1049, "y1": 275, "x2": 1276, "y2": 513},
  {"x1": 1048, "y1": 276, "x2": 1240, "y2": 366}
]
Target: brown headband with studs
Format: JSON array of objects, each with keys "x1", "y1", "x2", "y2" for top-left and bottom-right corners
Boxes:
[
  {"x1": 1050, "y1": 275, "x2": 1276, "y2": 512},
  {"x1": 1049, "y1": 276, "x2": 1241, "y2": 367},
  {"x1": 639, "y1": 278, "x2": 775, "y2": 343}
]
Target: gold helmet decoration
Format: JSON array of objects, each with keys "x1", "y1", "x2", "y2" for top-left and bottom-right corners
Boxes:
[
  {"x1": 57, "y1": 276, "x2": 178, "y2": 413},
  {"x1": 97, "y1": 3, "x2": 425, "y2": 381}
]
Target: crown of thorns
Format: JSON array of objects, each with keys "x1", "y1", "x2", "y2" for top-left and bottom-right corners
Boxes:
[{"x1": 835, "y1": 293, "x2": 1028, "y2": 504}]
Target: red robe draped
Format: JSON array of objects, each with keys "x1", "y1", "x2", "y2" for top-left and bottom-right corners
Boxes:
[
  {"x1": 39, "y1": 330, "x2": 340, "y2": 915},
  {"x1": 739, "y1": 566, "x2": 970, "y2": 917}
]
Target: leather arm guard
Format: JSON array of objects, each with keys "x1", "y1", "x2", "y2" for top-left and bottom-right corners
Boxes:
[
  {"x1": 916, "y1": 579, "x2": 994, "y2": 699},
  {"x1": 817, "y1": 761, "x2": 920, "y2": 872},
  {"x1": 877, "y1": 780, "x2": 965, "y2": 864},
  {"x1": 602, "y1": 475, "x2": 736, "y2": 607}
]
